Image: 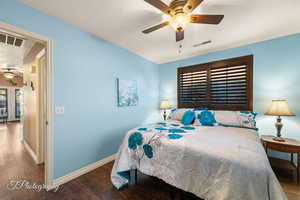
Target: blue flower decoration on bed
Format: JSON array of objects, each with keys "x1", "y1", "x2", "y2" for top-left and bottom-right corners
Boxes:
[
  {"x1": 128, "y1": 132, "x2": 143, "y2": 150},
  {"x1": 181, "y1": 126, "x2": 195, "y2": 130},
  {"x1": 143, "y1": 144, "x2": 153, "y2": 159},
  {"x1": 168, "y1": 134, "x2": 183, "y2": 139},
  {"x1": 168, "y1": 128, "x2": 186, "y2": 133},
  {"x1": 138, "y1": 128, "x2": 147, "y2": 131},
  {"x1": 171, "y1": 124, "x2": 180, "y2": 127},
  {"x1": 155, "y1": 127, "x2": 167, "y2": 131},
  {"x1": 157, "y1": 122, "x2": 167, "y2": 126}
]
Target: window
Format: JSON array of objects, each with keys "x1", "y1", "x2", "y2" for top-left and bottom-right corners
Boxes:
[
  {"x1": 0, "y1": 88, "x2": 8, "y2": 116},
  {"x1": 15, "y1": 89, "x2": 21, "y2": 118},
  {"x1": 177, "y1": 55, "x2": 253, "y2": 111}
]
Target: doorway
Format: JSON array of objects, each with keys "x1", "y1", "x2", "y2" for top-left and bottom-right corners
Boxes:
[{"x1": 0, "y1": 21, "x2": 53, "y2": 189}]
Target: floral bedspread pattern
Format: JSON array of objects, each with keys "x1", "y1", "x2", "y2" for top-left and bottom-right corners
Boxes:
[
  {"x1": 111, "y1": 122, "x2": 194, "y2": 188},
  {"x1": 111, "y1": 122, "x2": 287, "y2": 200}
]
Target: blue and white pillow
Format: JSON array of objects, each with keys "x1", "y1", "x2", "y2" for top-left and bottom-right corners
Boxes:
[
  {"x1": 238, "y1": 111, "x2": 257, "y2": 129},
  {"x1": 194, "y1": 110, "x2": 217, "y2": 126},
  {"x1": 168, "y1": 108, "x2": 190, "y2": 121}
]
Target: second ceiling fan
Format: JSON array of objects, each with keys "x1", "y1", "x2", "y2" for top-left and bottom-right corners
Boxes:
[{"x1": 142, "y1": 0, "x2": 224, "y2": 42}]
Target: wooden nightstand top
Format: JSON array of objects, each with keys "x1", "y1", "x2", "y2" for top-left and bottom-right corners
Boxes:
[{"x1": 261, "y1": 135, "x2": 300, "y2": 148}]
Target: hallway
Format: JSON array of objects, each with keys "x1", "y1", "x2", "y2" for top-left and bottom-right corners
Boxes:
[{"x1": 0, "y1": 122, "x2": 44, "y2": 200}]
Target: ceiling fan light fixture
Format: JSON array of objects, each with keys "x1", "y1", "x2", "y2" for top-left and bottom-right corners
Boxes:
[
  {"x1": 142, "y1": 0, "x2": 224, "y2": 42},
  {"x1": 3, "y1": 72, "x2": 15, "y2": 79},
  {"x1": 170, "y1": 13, "x2": 190, "y2": 30}
]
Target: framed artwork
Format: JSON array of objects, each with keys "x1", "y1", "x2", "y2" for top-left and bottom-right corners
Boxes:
[{"x1": 117, "y1": 79, "x2": 138, "y2": 107}]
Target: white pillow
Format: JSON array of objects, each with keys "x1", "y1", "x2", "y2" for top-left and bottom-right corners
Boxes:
[
  {"x1": 214, "y1": 111, "x2": 240, "y2": 126},
  {"x1": 193, "y1": 111, "x2": 201, "y2": 126},
  {"x1": 168, "y1": 108, "x2": 190, "y2": 121}
]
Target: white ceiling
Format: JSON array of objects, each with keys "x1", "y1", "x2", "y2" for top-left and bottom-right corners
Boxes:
[
  {"x1": 0, "y1": 43, "x2": 24, "y2": 69},
  {"x1": 20, "y1": 0, "x2": 300, "y2": 64},
  {"x1": 0, "y1": 29, "x2": 35, "y2": 74}
]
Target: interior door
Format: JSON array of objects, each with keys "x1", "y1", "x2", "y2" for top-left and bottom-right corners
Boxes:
[{"x1": 38, "y1": 55, "x2": 47, "y2": 163}]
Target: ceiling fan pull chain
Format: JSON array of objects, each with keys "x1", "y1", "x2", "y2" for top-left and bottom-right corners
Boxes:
[{"x1": 178, "y1": 43, "x2": 183, "y2": 54}]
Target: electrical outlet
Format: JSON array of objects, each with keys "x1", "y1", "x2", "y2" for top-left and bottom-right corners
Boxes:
[{"x1": 55, "y1": 106, "x2": 64, "y2": 115}]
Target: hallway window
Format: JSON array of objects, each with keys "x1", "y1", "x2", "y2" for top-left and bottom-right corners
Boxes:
[
  {"x1": 0, "y1": 88, "x2": 8, "y2": 117},
  {"x1": 15, "y1": 89, "x2": 21, "y2": 119}
]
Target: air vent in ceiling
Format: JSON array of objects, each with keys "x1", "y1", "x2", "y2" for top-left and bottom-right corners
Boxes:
[
  {"x1": 0, "y1": 32, "x2": 24, "y2": 47},
  {"x1": 193, "y1": 40, "x2": 212, "y2": 47}
]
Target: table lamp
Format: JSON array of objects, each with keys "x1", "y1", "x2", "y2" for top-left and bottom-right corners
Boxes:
[
  {"x1": 265, "y1": 100, "x2": 295, "y2": 142},
  {"x1": 160, "y1": 100, "x2": 171, "y2": 121}
]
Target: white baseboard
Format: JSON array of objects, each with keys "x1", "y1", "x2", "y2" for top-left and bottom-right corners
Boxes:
[
  {"x1": 52, "y1": 153, "x2": 117, "y2": 189},
  {"x1": 23, "y1": 140, "x2": 38, "y2": 164}
]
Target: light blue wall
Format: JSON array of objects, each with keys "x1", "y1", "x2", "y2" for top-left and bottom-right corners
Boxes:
[
  {"x1": 0, "y1": 0, "x2": 160, "y2": 178},
  {"x1": 159, "y1": 33, "x2": 300, "y2": 160},
  {"x1": 2, "y1": 0, "x2": 299, "y2": 177}
]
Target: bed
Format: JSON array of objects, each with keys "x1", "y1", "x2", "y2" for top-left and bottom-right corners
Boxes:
[{"x1": 111, "y1": 120, "x2": 287, "y2": 200}]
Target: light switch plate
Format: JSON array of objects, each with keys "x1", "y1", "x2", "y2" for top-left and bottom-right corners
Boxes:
[{"x1": 55, "y1": 106, "x2": 64, "y2": 115}]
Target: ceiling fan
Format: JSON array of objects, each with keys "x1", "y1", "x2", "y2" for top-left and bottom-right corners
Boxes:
[
  {"x1": 0, "y1": 66, "x2": 22, "y2": 79},
  {"x1": 142, "y1": 0, "x2": 224, "y2": 42}
]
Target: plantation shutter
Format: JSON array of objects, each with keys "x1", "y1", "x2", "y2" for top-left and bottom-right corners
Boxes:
[
  {"x1": 177, "y1": 55, "x2": 253, "y2": 111},
  {"x1": 178, "y1": 67, "x2": 208, "y2": 108}
]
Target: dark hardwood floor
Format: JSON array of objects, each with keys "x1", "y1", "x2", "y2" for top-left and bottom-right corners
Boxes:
[{"x1": 0, "y1": 122, "x2": 299, "y2": 200}]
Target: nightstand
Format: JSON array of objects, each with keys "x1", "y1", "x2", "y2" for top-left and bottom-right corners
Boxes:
[{"x1": 261, "y1": 135, "x2": 300, "y2": 184}]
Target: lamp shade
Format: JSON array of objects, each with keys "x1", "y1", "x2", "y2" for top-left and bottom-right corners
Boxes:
[
  {"x1": 160, "y1": 100, "x2": 171, "y2": 110},
  {"x1": 265, "y1": 100, "x2": 295, "y2": 116}
]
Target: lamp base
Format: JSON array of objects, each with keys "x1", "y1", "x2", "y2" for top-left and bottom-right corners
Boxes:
[
  {"x1": 273, "y1": 137, "x2": 285, "y2": 142},
  {"x1": 163, "y1": 110, "x2": 167, "y2": 121}
]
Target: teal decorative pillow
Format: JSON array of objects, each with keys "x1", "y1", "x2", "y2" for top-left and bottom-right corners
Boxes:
[
  {"x1": 182, "y1": 110, "x2": 195, "y2": 125},
  {"x1": 196, "y1": 110, "x2": 217, "y2": 126}
]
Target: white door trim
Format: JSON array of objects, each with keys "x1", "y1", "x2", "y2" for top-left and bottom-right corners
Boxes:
[
  {"x1": 0, "y1": 21, "x2": 54, "y2": 189},
  {"x1": 23, "y1": 139, "x2": 38, "y2": 164}
]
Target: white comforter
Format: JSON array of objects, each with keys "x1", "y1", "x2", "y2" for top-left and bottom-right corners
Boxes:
[{"x1": 111, "y1": 121, "x2": 287, "y2": 200}]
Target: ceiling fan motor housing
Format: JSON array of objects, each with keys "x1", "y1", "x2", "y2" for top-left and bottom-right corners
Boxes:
[{"x1": 170, "y1": 0, "x2": 188, "y2": 15}]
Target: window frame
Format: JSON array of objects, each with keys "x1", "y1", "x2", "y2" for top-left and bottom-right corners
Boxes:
[
  {"x1": 177, "y1": 55, "x2": 253, "y2": 111},
  {"x1": 15, "y1": 88, "x2": 21, "y2": 119},
  {"x1": 0, "y1": 88, "x2": 8, "y2": 115}
]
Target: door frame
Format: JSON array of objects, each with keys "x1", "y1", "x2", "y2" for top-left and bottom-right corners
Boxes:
[{"x1": 0, "y1": 21, "x2": 54, "y2": 189}]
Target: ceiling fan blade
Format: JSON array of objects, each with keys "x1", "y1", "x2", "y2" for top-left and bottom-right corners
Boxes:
[
  {"x1": 184, "y1": 0, "x2": 204, "y2": 13},
  {"x1": 176, "y1": 28, "x2": 184, "y2": 42},
  {"x1": 144, "y1": 0, "x2": 172, "y2": 15},
  {"x1": 190, "y1": 14, "x2": 224, "y2": 24},
  {"x1": 142, "y1": 21, "x2": 169, "y2": 34}
]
